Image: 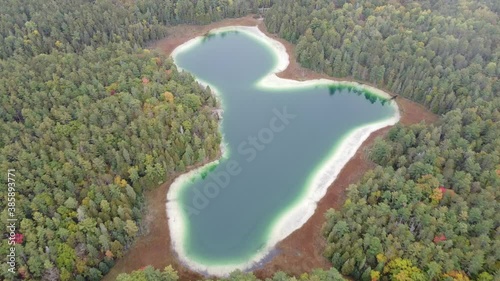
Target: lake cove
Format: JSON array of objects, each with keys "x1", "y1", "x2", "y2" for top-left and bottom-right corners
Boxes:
[{"x1": 167, "y1": 26, "x2": 400, "y2": 276}]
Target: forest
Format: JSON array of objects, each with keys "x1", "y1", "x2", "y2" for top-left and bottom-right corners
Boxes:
[
  {"x1": 115, "y1": 266, "x2": 345, "y2": 281},
  {"x1": 1, "y1": 0, "x2": 498, "y2": 280}
]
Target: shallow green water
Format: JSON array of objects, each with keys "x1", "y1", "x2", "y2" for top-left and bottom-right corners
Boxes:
[{"x1": 172, "y1": 29, "x2": 396, "y2": 270}]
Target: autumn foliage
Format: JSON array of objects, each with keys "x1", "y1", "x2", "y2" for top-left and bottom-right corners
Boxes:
[{"x1": 433, "y1": 234, "x2": 447, "y2": 243}]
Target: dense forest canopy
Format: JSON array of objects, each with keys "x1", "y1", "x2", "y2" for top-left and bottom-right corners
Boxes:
[
  {"x1": 266, "y1": 0, "x2": 499, "y2": 113},
  {"x1": 115, "y1": 266, "x2": 346, "y2": 281},
  {"x1": 0, "y1": 0, "x2": 265, "y2": 60},
  {"x1": 1, "y1": 0, "x2": 498, "y2": 281}
]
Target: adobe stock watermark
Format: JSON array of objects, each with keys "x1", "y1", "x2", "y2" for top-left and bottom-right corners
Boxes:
[
  {"x1": 185, "y1": 106, "x2": 296, "y2": 216},
  {"x1": 5, "y1": 169, "x2": 17, "y2": 275}
]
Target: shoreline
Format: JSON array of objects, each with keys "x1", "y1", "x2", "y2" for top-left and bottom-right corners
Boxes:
[
  {"x1": 103, "y1": 15, "x2": 437, "y2": 281},
  {"x1": 168, "y1": 25, "x2": 401, "y2": 276}
]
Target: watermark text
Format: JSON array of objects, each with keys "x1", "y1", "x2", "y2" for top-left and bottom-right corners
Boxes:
[{"x1": 6, "y1": 169, "x2": 17, "y2": 274}]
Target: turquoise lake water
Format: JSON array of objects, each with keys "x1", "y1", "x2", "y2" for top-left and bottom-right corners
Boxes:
[{"x1": 171, "y1": 28, "x2": 397, "y2": 271}]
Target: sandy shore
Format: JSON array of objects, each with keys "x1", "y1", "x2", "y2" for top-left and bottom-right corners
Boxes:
[{"x1": 103, "y1": 15, "x2": 437, "y2": 281}]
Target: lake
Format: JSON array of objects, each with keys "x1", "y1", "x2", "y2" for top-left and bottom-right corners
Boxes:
[{"x1": 167, "y1": 26, "x2": 399, "y2": 275}]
